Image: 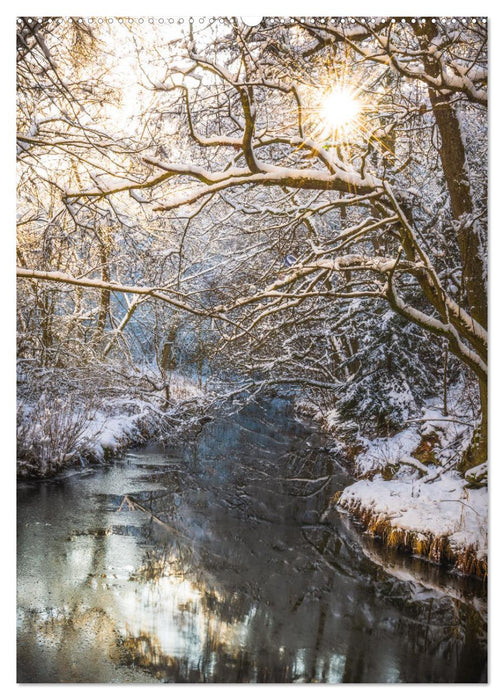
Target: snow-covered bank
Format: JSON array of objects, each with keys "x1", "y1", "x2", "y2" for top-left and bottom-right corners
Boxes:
[
  {"x1": 82, "y1": 374, "x2": 204, "y2": 462},
  {"x1": 17, "y1": 372, "x2": 205, "y2": 478},
  {"x1": 301, "y1": 396, "x2": 488, "y2": 578},
  {"x1": 336, "y1": 469, "x2": 487, "y2": 577}
]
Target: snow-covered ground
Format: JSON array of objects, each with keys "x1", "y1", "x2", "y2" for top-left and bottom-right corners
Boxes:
[
  {"x1": 17, "y1": 372, "x2": 204, "y2": 477},
  {"x1": 83, "y1": 374, "x2": 204, "y2": 461},
  {"x1": 337, "y1": 468, "x2": 487, "y2": 575},
  {"x1": 302, "y1": 395, "x2": 488, "y2": 577}
]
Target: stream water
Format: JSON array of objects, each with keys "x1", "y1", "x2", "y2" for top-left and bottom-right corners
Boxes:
[{"x1": 17, "y1": 397, "x2": 487, "y2": 683}]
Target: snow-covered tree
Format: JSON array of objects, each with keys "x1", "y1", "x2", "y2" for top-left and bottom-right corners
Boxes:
[{"x1": 17, "y1": 17, "x2": 487, "y2": 469}]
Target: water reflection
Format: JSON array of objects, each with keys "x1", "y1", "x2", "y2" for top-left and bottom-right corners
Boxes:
[{"x1": 17, "y1": 397, "x2": 487, "y2": 683}]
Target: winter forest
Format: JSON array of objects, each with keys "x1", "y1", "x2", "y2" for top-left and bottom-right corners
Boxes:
[{"x1": 17, "y1": 16, "x2": 488, "y2": 684}]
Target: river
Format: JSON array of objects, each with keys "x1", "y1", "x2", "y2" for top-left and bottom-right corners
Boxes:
[{"x1": 17, "y1": 396, "x2": 487, "y2": 683}]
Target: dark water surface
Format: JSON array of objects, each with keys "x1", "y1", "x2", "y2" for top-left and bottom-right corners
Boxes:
[{"x1": 17, "y1": 397, "x2": 487, "y2": 683}]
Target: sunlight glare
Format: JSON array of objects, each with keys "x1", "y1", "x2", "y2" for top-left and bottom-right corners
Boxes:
[{"x1": 321, "y1": 87, "x2": 361, "y2": 130}]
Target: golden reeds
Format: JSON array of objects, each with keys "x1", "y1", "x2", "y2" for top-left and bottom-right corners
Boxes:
[{"x1": 337, "y1": 497, "x2": 487, "y2": 579}]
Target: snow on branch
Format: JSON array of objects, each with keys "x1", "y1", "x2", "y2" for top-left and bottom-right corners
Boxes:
[{"x1": 16, "y1": 267, "x2": 210, "y2": 318}]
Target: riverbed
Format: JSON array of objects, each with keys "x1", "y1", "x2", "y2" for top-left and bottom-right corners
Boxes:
[{"x1": 17, "y1": 397, "x2": 487, "y2": 683}]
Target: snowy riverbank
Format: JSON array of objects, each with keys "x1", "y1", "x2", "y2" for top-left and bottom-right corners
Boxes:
[
  {"x1": 300, "y1": 397, "x2": 488, "y2": 578},
  {"x1": 17, "y1": 371, "x2": 206, "y2": 478},
  {"x1": 336, "y1": 468, "x2": 487, "y2": 577}
]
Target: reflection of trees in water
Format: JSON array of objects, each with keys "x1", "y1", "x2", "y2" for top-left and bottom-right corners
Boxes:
[
  {"x1": 117, "y1": 398, "x2": 487, "y2": 681},
  {"x1": 17, "y1": 401, "x2": 487, "y2": 682},
  {"x1": 18, "y1": 605, "x2": 127, "y2": 683},
  {"x1": 126, "y1": 521, "x2": 486, "y2": 683},
  {"x1": 120, "y1": 626, "x2": 317, "y2": 682}
]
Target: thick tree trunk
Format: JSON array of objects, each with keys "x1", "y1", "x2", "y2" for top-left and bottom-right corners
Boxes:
[
  {"x1": 413, "y1": 24, "x2": 488, "y2": 468},
  {"x1": 414, "y1": 23, "x2": 487, "y2": 330},
  {"x1": 460, "y1": 378, "x2": 488, "y2": 471},
  {"x1": 426, "y1": 87, "x2": 487, "y2": 329}
]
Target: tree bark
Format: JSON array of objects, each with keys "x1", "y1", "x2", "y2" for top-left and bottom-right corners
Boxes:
[
  {"x1": 96, "y1": 228, "x2": 111, "y2": 339},
  {"x1": 414, "y1": 23, "x2": 487, "y2": 467},
  {"x1": 414, "y1": 23, "x2": 487, "y2": 330}
]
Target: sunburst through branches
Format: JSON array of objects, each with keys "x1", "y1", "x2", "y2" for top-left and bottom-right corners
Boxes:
[
  {"x1": 301, "y1": 63, "x2": 379, "y2": 157},
  {"x1": 320, "y1": 86, "x2": 362, "y2": 133}
]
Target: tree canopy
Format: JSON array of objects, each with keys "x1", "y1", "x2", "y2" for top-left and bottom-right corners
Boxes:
[{"x1": 16, "y1": 16, "x2": 488, "y2": 467}]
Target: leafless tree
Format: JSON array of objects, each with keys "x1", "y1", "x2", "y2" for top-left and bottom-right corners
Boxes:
[{"x1": 17, "y1": 17, "x2": 487, "y2": 468}]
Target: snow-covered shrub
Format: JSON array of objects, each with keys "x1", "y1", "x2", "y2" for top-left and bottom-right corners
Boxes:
[
  {"x1": 337, "y1": 373, "x2": 418, "y2": 437},
  {"x1": 17, "y1": 359, "x2": 210, "y2": 477},
  {"x1": 17, "y1": 394, "x2": 99, "y2": 477},
  {"x1": 334, "y1": 311, "x2": 446, "y2": 437}
]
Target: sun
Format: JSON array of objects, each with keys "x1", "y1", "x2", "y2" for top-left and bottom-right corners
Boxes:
[
  {"x1": 303, "y1": 81, "x2": 365, "y2": 145},
  {"x1": 320, "y1": 87, "x2": 361, "y2": 131}
]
